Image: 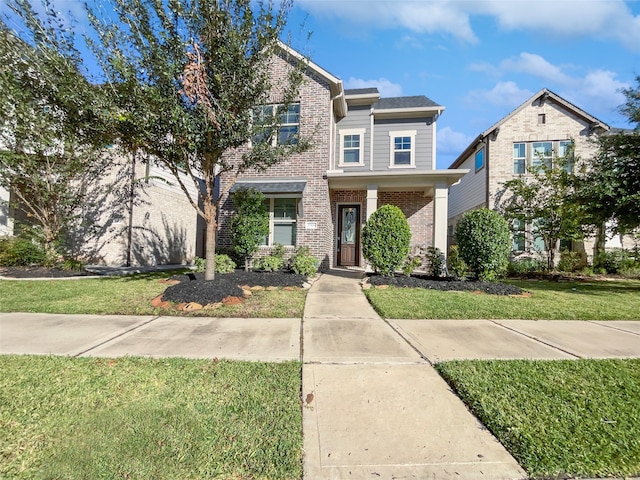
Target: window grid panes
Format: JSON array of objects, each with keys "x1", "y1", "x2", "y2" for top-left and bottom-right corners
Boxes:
[
  {"x1": 393, "y1": 136, "x2": 412, "y2": 165},
  {"x1": 512, "y1": 219, "x2": 526, "y2": 251},
  {"x1": 343, "y1": 134, "x2": 361, "y2": 164},
  {"x1": 252, "y1": 103, "x2": 300, "y2": 146},
  {"x1": 513, "y1": 143, "x2": 526, "y2": 174},
  {"x1": 262, "y1": 198, "x2": 297, "y2": 246},
  {"x1": 532, "y1": 142, "x2": 552, "y2": 169},
  {"x1": 558, "y1": 140, "x2": 574, "y2": 172}
]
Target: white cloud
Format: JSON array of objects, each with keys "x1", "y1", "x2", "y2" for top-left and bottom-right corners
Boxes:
[
  {"x1": 297, "y1": 0, "x2": 640, "y2": 51},
  {"x1": 437, "y1": 126, "x2": 473, "y2": 156},
  {"x1": 465, "y1": 82, "x2": 533, "y2": 109},
  {"x1": 500, "y1": 53, "x2": 574, "y2": 87},
  {"x1": 344, "y1": 77, "x2": 403, "y2": 97}
]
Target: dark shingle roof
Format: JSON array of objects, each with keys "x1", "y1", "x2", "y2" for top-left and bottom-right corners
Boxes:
[
  {"x1": 374, "y1": 96, "x2": 441, "y2": 109},
  {"x1": 344, "y1": 88, "x2": 380, "y2": 96},
  {"x1": 230, "y1": 181, "x2": 306, "y2": 194}
]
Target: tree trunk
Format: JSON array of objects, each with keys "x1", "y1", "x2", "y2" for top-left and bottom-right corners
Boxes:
[
  {"x1": 594, "y1": 222, "x2": 606, "y2": 261},
  {"x1": 204, "y1": 203, "x2": 217, "y2": 281}
]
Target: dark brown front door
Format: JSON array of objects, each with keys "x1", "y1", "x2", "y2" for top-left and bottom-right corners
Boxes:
[{"x1": 338, "y1": 205, "x2": 359, "y2": 266}]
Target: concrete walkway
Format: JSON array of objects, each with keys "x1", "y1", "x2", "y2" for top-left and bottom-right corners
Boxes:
[{"x1": 2, "y1": 269, "x2": 640, "y2": 479}]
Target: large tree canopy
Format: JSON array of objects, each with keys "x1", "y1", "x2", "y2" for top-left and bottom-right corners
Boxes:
[{"x1": 87, "y1": 0, "x2": 310, "y2": 279}]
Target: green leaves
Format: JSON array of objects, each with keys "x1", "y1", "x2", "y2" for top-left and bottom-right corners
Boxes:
[{"x1": 362, "y1": 204, "x2": 411, "y2": 276}]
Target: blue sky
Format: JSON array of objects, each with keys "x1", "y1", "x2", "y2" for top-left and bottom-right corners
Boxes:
[
  {"x1": 287, "y1": 0, "x2": 640, "y2": 167},
  {"x1": 3, "y1": 0, "x2": 639, "y2": 168}
]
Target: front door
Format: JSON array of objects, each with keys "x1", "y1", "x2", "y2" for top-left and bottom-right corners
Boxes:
[{"x1": 338, "y1": 205, "x2": 359, "y2": 266}]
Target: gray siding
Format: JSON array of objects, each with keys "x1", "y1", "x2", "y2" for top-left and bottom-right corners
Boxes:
[
  {"x1": 373, "y1": 117, "x2": 433, "y2": 170},
  {"x1": 335, "y1": 105, "x2": 370, "y2": 171},
  {"x1": 448, "y1": 152, "x2": 487, "y2": 219}
]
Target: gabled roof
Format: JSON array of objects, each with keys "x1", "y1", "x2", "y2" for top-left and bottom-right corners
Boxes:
[
  {"x1": 449, "y1": 88, "x2": 610, "y2": 169},
  {"x1": 277, "y1": 41, "x2": 347, "y2": 117}
]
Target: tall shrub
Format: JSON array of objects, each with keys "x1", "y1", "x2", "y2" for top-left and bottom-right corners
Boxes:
[
  {"x1": 362, "y1": 204, "x2": 411, "y2": 276},
  {"x1": 455, "y1": 208, "x2": 510, "y2": 281},
  {"x1": 228, "y1": 188, "x2": 269, "y2": 271}
]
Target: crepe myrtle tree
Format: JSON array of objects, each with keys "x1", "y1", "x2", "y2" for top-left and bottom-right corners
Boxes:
[
  {"x1": 86, "y1": 0, "x2": 311, "y2": 280},
  {"x1": 0, "y1": 4, "x2": 119, "y2": 260}
]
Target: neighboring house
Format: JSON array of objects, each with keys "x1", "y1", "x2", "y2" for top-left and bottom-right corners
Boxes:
[
  {"x1": 447, "y1": 88, "x2": 615, "y2": 261},
  {"x1": 217, "y1": 46, "x2": 467, "y2": 270}
]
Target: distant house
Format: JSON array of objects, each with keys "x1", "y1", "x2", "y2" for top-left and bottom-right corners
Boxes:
[
  {"x1": 217, "y1": 46, "x2": 467, "y2": 270},
  {"x1": 447, "y1": 88, "x2": 614, "y2": 261}
]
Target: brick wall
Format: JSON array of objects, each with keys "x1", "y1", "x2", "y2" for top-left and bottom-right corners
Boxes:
[{"x1": 378, "y1": 192, "x2": 433, "y2": 248}]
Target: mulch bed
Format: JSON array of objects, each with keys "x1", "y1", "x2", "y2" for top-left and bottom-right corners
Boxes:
[
  {"x1": 0, "y1": 266, "x2": 92, "y2": 278},
  {"x1": 162, "y1": 270, "x2": 308, "y2": 305},
  {"x1": 366, "y1": 273, "x2": 524, "y2": 296}
]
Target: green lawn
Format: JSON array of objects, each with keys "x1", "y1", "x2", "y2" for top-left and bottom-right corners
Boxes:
[
  {"x1": 0, "y1": 355, "x2": 302, "y2": 480},
  {"x1": 436, "y1": 359, "x2": 640, "y2": 478},
  {"x1": 0, "y1": 273, "x2": 306, "y2": 317},
  {"x1": 365, "y1": 278, "x2": 640, "y2": 319}
]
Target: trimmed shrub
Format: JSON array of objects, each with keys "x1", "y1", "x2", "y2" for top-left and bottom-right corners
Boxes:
[
  {"x1": 507, "y1": 257, "x2": 547, "y2": 276},
  {"x1": 455, "y1": 208, "x2": 510, "y2": 281},
  {"x1": 193, "y1": 254, "x2": 236, "y2": 273},
  {"x1": 228, "y1": 188, "x2": 269, "y2": 270},
  {"x1": 362, "y1": 205, "x2": 411, "y2": 276},
  {"x1": 0, "y1": 236, "x2": 47, "y2": 266},
  {"x1": 402, "y1": 255, "x2": 422, "y2": 276},
  {"x1": 288, "y1": 246, "x2": 319, "y2": 277},
  {"x1": 447, "y1": 245, "x2": 468, "y2": 279},
  {"x1": 557, "y1": 249, "x2": 583, "y2": 273},
  {"x1": 255, "y1": 244, "x2": 286, "y2": 272},
  {"x1": 594, "y1": 249, "x2": 635, "y2": 274},
  {"x1": 424, "y1": 246, "x2": 445, "y2": 277}
]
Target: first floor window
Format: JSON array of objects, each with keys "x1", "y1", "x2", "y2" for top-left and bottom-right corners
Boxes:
[
  {"x1": 512, "y1": 219, "x2": 526, "y2": 251},
  {"x1": 262, "y1": 197, "x2": 298, "y2": 246}
]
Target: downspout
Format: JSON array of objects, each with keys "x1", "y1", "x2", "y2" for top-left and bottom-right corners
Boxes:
[
  {"x1": 369, "y1": 106, "x2": 374, "y2": 171},
  {"x1": 485, "y1": 135, "x2": 490, "y2": 208}
]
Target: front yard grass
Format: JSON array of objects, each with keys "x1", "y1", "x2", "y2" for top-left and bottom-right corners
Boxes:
[
  {"x1": 365, "y1": 278, "x2": 640, "y2": 319},
  {"x1": 436, "y1": 359, "x2": 640, "y2": 479},
  {"x1": 0, "y1": 273, "x2": 306, "y2": 317},
  {"x1": 0, "y1": 355, "x2": 302, "y2": 480}
]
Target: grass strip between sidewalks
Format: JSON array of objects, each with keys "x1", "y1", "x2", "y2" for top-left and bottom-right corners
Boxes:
[
  {"x1": 365, "y1": 278, "x2": 640, "y2": 320},
  {"x1": 436, "y1": 358, "x2": 640, "y2": 479},
  {"x1": 0, "y1": 355, "x2": 302, "y2": 480},
  {"x1": 0, "y1": 273, "x2": 306, "y2": 317}
]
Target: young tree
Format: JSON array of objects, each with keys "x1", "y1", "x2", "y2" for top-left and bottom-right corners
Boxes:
[
  {"x1": 87, "y1": 0, "x2": 310, "y2": 280},
  {"x1": 0, "y1": 4, "x2": 118, "y2": 259},
  {"x1": 228, "y1": 188, "x2": 269, "y2": 271},
  {"x1": 498, "y1": 150, "x2": 586, "y2": 270}
]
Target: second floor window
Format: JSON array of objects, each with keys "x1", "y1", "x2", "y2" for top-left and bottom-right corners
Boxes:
[
  {"x1": 475, "y1": 148, "x2": 485, "y2": 172},
  {"x1": 339, "y1": 128, "x2": 365, "y2": 166},
  {"x1": 389, "y1": 130, "x2": 416, "y2": 167},
  {"x1": 513, "y1": 143, "x2": 526, "y2": 174},
  {"x1": 532, "y1": 142, "x2": 552, "y2": 169},
  {"x1": 513, "y1": 140, "x2": 572, "y2": 174},
  {"x1": 252, "y1": 103, "x2": 300, "y2": 146}
]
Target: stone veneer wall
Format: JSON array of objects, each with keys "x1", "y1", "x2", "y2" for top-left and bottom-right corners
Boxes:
[{"x1": 217, "y1": 53, "x2": 335, "y2": 270}]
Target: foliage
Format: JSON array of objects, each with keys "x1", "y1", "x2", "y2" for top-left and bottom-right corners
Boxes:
[
  {"x1": 361, "y1": 205, "x2": 411, "y2": 276},
  {"x1": 255, "y1": 244, "x2": 286, "y2": 272},
  {"x1": 402, "y1": 255, "x2": 422, "y2": 276},
  {"x1": 193, "y1": 254, "x2": 236, "y2": 274},
  {"x1": 447, "y1": 245, "x2": 468, "y2": 279},
  {"x1": 84, "y1": 0, "x2": 310, "y2": 280},
  {"x1": 507, "y1": 258, "x2": 547, "y2": 276},
  {"x1": 498, "y1": 144, "x2": 586, "y2": 271},
  {"x1": 0, "y1": 4, "x2": 122, "y2": 259},
  {"x1": 60, "y1": 258, "x2": 84, "y2": 271},
  {"x1": 557, "y1": 249, "x2": 583, "y2": 273},
  {"x1": 288, "y1": 246, "x2": 318, "y2": 276},
  {"x1": 455, "y1": 208, "x2": 511, "y2": 281},
  {"x1": 423, "y1": 246, "x2": 445, "y2": 278},
  {"x1": 620, "y1": 74, "x2": 640, "y2": 127},
  {"x1": 229, "y1": 188, "x2": 269, "y2": 270},
  {"x1": 594, "y1": 249, "x2": 637, "y2": 275},
  {"x1": 0, "y1": 235, "x2": 46, "y2": 266},
  {"x1": 436, "y1": 359, "x2": 640, "y2": 478}
]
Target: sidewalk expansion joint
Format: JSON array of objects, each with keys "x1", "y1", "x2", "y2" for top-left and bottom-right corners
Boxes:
[
  {"x1": 382, "y1": 318, "x2": 434, "y2": 365},
  {"x1": 491, "y1": 320, "x2": 583, "y2": 359},
  {"x1": 588, "y1": 320, "x2": 640, "y2": 336},
  {"x1": 72, "y1": 316, "x2": 162, "y2": 357}
]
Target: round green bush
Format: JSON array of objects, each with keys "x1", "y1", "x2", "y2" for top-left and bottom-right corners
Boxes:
[
  {"x1": 455, "y1": 208, "x2": 510, "y2": 281},
  {"x1": 0, "y1": 236, "x2": 47, "y2": 266},
  {"x1": 362, "y1": 205, "x2": 411, "y2": 276}
]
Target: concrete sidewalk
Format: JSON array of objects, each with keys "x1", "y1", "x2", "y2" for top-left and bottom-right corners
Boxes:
[{"x1": 2, "y1": 269, "x2": 640, "y2": 480}]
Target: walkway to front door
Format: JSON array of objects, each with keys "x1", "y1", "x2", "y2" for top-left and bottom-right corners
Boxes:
[{"x1": 337, "y1": 205, "x2": 359, "y2": 267}]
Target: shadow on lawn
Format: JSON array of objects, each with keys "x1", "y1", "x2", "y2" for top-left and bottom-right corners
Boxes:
[{"x1": 507, "y1": 277, "x2": 640, "y2": 295}]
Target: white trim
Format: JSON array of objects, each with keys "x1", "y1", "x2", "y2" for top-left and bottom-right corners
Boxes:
[
  {"x1": 388, "y1": 130, "x2": 417, "y2": 168},
  {"x1": 338, "y1": 128, "x2": 366, "y2": 166}
]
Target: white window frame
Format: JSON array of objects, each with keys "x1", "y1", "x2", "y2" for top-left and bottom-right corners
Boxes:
[
  {"x1": 251, "y1": 102, "x2": 300, "y2": 147},
  {"x1": 513, "y1": 142, "x2": 526, "y2": 174},
  {"x1": 389, "y1": 130, "x2": 416, "y2": 168},
  {"x1": 261, "y1": 196, "x2": 300, "y2": 247},
  {"x1": 531, "y1": 141, "x2": 553, "y2": 170},
  {"x1": 338, "y1": 128, "x2": 366, "y2": 166}
]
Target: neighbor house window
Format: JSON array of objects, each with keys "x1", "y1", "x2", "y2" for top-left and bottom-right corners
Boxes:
[
  {"x1": 513, "y1": 143, "x2": 526, "y2": 174},
  {"x1": 532, "y1": 218, "x2": 546, "y2": 252},
  {"x1": 339, "y1": 128, "x2": 365, "y2": 165},
  {"x1": 558, "y1": 140, "x2": 574, "y2": 172},
  {"x1": 532, "y1": 142, "x2": 552, "y2": 170},
  {"x1": 475, "y1": 147, "x2": 485, "y2": 172},
  {"x1": 252, "y1": 103, "x2": 300, "y2": 146},
  {"x1": 389, "y1": 130, "x2": 416, "y2": 167},
  {"x1": 262, "y1": 197, "x2": 298, "y2": 246},
  {"x1": 538, "y1": 113, "x2": 546, "y2": 125},
  {"x1": 512, "y1": 219, "x2": 526, "y2": 251}
]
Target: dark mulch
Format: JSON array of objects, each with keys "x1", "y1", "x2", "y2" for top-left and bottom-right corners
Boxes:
[
  {"x1": 0, "y1": 266, "x2": 91, "y2": 278},
  {"x1": 163, "y1": 270, "x2": 308, "y2": 305},
  {"x1": 367, "y1": 273, "x2": 524, "y2": 295}
]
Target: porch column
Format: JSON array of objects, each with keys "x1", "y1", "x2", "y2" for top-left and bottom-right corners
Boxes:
[
  {"x1": 366, "y1": 184, "x2": 378, "y2": 220},
  {"x1": 433, "y1": 183, "x2": 448, "y2": 256}
]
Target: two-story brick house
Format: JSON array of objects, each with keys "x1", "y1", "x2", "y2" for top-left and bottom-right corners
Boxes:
[
  {"x1": 217, "y1": 46, "x2": 467, "y2": 270},
  {"x1": 447, "y1": 88, "x2": 610, "y2": 259}
]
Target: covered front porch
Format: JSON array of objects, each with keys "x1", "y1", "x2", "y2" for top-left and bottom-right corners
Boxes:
[{"x1": 327, "y1": 170, "x2": 468, "y2": 269}]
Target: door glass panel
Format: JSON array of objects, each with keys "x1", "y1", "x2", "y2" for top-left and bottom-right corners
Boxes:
[{"x1": 342, "y1": 208, "x2": 356, "y2": 244}]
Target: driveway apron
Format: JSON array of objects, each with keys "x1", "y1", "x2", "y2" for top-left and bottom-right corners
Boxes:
[{"x1": 302, "y1": 270, "x2": 527, "y2": 480}]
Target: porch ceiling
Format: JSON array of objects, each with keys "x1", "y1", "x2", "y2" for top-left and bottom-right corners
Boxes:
[{"x1": 326, "y1": 169, "x2": 469, "y2": 193}]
